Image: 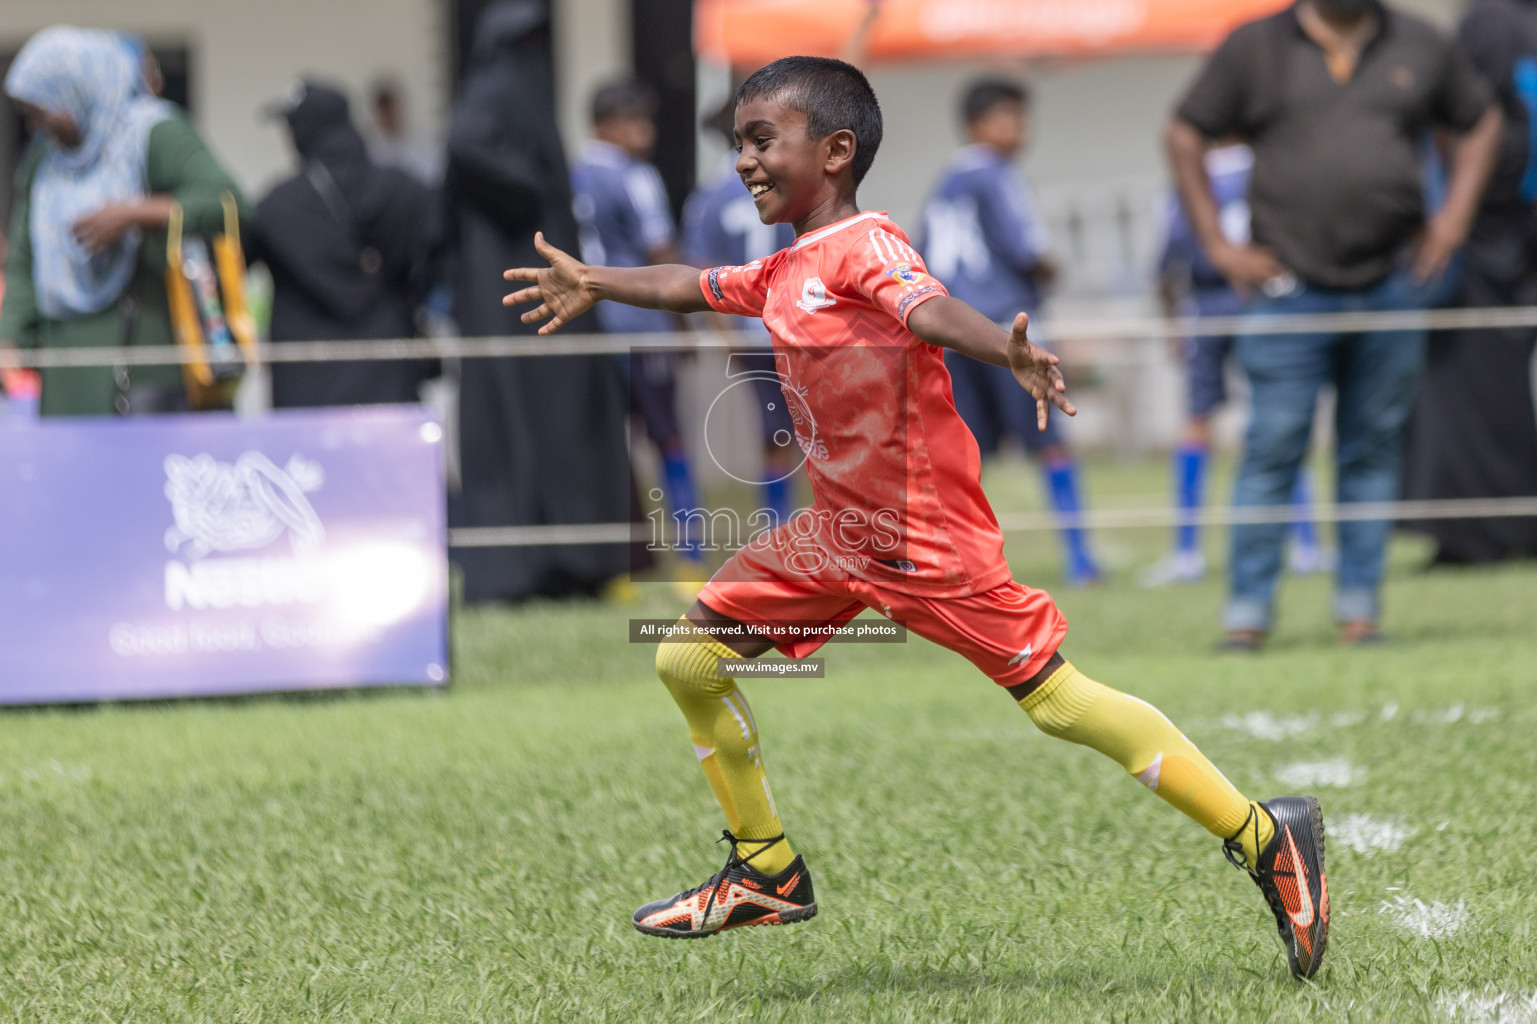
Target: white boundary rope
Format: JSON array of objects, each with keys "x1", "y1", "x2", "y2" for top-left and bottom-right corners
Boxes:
[
  {"x1": 10, "y1": 304, "x2": 1537, "y2": 369},
  {"x1": 446, "y1": 496, "x2": 1537, "y2": 547},
  {"x1": 11, "y1": 306, "x2": 1533, "y2": 548}
]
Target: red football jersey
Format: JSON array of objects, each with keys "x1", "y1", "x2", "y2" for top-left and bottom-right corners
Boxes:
[{"x1": 700, "y1": 211, "x2": 1011, "y2": 597}]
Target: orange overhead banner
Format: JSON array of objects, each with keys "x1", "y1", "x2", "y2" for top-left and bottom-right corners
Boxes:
[{"x1": 696, "y1": 0, "x2": 1289, "y2": 64}]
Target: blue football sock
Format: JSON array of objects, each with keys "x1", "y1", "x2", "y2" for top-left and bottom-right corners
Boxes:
[
  {"x1": 1290, "y1": 469, "x2": 1319, "y2": 550},
  {"x1": 1045, "y1": 459, "x2": 1097, "y2": 577},
  {"x1": 762, "y1": 475, "x2": 791, "y2": 528},
  {"x1": 662, "y1": 449, "x2": 703, "y2": 558},
  {"x1": 1175, "y1": 443, "x2": 1208, "y2": 555}
]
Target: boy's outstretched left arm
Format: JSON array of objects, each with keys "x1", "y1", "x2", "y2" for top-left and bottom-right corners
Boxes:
[{"x1": 906, "y1": 297, "x2": 1075, "y2": 429}]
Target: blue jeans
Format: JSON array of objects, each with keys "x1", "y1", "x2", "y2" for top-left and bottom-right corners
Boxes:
[{"x1": 1225, "y1": 268, "x2": 1432, "y2": 631}]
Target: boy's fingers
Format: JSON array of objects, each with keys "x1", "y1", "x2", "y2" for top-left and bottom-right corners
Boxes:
[
  {"x1": 1050, "y1": 391, "x2": 1078, "y2": 416},
  {"x1": 533, "y1": 231, "x2": 561, "y2": 262},
  {"x1": 536, "y1": 313, "x2": 569, "y2": 336},
  {"x1": 520, "y1": 304, "x2": 551, "y2": 324},
  {"x1": 502, "y1": 286, "x2": 543, "y2": 306},
  {"x1": 503, "y1": 267, "x2": 539, "y2": 281}
]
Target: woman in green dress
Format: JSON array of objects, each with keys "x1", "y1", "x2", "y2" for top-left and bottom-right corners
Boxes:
[{"x1": 0, "y1": 26, "x2": 247, "y2": 416}]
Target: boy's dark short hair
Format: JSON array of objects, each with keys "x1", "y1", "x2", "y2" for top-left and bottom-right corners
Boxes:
[
  {"x1": 962, "y1": 77, "x2": 1029, "y2": 125},
  {"x1": 591, "y1": 78, "x2": 658, "y2": 125},
  {"x1": 735, "y1": 56, "x2": 883, "y2": 187}
]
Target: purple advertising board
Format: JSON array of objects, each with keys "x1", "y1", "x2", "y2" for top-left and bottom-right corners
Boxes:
[{"x1": 0, "y1": 405, "x2": 449, "y2": 704}]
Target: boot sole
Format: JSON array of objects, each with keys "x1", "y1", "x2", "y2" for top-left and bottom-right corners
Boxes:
[{"x1": 633, "y1": 901, "x2": 818, "y2": 939}]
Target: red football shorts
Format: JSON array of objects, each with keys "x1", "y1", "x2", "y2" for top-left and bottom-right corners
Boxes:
[{"x1": 697, "y1": 535, "x2": 1067, "y2": 687}]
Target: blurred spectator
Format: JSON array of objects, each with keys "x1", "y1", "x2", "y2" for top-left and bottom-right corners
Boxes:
[
  {"x1": 0, "y1": 26, "x2": 247, "y2": 416},
  {"x1": 443, "y1": 0, "x2": 634, "y2": 602},
  {"x1": 251, "y1": 80, "x2": 435, "y2": 408},
  {"x1": 682, "y1": 98, "x2": 797, "y2": 526},
  {"x1": 572, "y1": 78, "x2": 707, "y2": 579},
  {"x1": 1403, "y1": 0, "x2": 1537, "y2": 563},
  {"x1": 916, "y1": 78, "x2": 1101, "y2": 586},
  {"x1": 367, "y1": 78, "x2": 442, "y2": 184},
  {"x1": 1142, "y1": 144, "x2": 1325, "y2": 588},
  {"x1": 0, "y1": 227, "x2": 35, "y2": 419},
  {"x1": 1168, "y1": 0, "x2": 1501, "y2": 649},
  {"x1": 117, "y1": 34, "x2": 164, "y2": 98}
]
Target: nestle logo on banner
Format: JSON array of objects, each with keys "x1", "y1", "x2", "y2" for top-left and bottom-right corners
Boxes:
[{"x1": 162, "y1": 453, "x2": 328, "y2": 610}]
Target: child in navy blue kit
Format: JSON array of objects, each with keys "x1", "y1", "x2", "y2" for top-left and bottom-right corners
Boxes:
[{"x1": 917, "y1": 78, "x2": 1100, "y2": 585}]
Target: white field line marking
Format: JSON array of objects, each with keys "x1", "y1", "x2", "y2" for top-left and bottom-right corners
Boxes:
[
  {"x1": 1332, "y1": 814, "x2": 1416, "y2": 855},
  {"x1": 1381, "y1": 895, "x2": 1468, "y2": 938},
  {"x1": 1438, "y1": 989, "x2": 1537, "y2": 1024},
  {"x1": 1220, "y1": 712, "x2": 1320, "y2": 741},
  {"x1": 1276, "y1": 758, "x2": 1363, "y2": 788},
  {"x1": 13, "y1": 760, "x2": 92, "y2": 784},
  {"x1": 1217, "y1": 703, "x2": 1496, "y2": 741},
  {"x1": 1413, "y1": 703, "x2": 1501, "y2": 726}
]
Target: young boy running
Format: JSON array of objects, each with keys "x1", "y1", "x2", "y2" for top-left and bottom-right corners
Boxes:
[{"x1": 504, "y1": 57, "x2": 1330, "y2": 980}]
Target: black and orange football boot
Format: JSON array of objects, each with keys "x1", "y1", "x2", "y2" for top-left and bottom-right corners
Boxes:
[
  {"x1": 632, "y1": 831, "x2": 817, "y2": 939},
  {"x1": 1225, "y1": 796, "x2": 1331, "y2": 980}
]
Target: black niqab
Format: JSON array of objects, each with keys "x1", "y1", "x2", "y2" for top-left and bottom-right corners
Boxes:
[{"x1": 252, "y1": 79, "x2": 436, "y2": 406}]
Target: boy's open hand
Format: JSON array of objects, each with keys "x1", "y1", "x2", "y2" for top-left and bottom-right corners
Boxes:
[
  {"x1": 502, "y1": 232, "x2": 596, "y2": 335},
  {"x1": 1005, "y1": 312, "x2": 1076, "y2": 430}
]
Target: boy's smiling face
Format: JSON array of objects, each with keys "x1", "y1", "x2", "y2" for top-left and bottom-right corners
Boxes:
[{"x1": 733, "y1": 93, "x2": 858, "y2": 234}]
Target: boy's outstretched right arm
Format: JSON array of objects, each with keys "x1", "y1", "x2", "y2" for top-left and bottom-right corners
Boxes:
[{"x1": 502, "y1": 232, "x2": 711, "y2": 334}]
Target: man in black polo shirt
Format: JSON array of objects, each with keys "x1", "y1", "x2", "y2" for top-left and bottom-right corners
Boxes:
[{"x1": 1167, "y1": 0, "x2": 1501, "y2": 651}]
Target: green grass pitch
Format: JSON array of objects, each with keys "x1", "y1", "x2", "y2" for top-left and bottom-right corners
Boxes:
[{"x1": 1, "y1": 457, "x2": 1534, "y2": 1022}]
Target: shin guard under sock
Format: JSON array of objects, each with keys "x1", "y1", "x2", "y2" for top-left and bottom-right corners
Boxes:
[
  {"x1": 1018, "y1": 661, "x2": 1274, "y2": 868},
  {"x1": 655, "y1": 632, "x2": 795, "y2": 874}
]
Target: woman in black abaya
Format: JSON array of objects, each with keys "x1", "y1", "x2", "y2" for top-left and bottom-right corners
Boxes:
[
  {"x1": 253, "y1": 80, "x2": 435, "y2": 407},
  {"x1": 445, "y1": 0, "x2": 636, "y2": 601},
  {"x1": 1403, "y1": 0, "x2": 1537, "y2": 564}
]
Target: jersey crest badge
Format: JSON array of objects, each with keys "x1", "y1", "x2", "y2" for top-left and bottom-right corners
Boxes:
[
  {"x1": 796, "y1": 277, "x2": 837, "y2": 313},
  {"x1": 886, "y1": 262, "x2": 925, "y2": 286}
]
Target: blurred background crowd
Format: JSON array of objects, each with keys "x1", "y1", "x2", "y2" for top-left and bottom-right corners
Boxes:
[{"x1": 1, "y1": 0, "x2": 1535, "y2": 646}]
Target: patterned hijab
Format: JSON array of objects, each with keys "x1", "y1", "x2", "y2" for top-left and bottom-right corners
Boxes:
[{"x1": 4, "y1": 26, "x2": 172, "y2": 319}]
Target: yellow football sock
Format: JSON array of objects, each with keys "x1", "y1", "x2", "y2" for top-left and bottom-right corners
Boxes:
[
  {"x1": 1018, "y1": 661, "x2": 1274, "y2": 870},
  {"x1": 656, "y1": 629, "x2": 795, "y2": 875}
]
